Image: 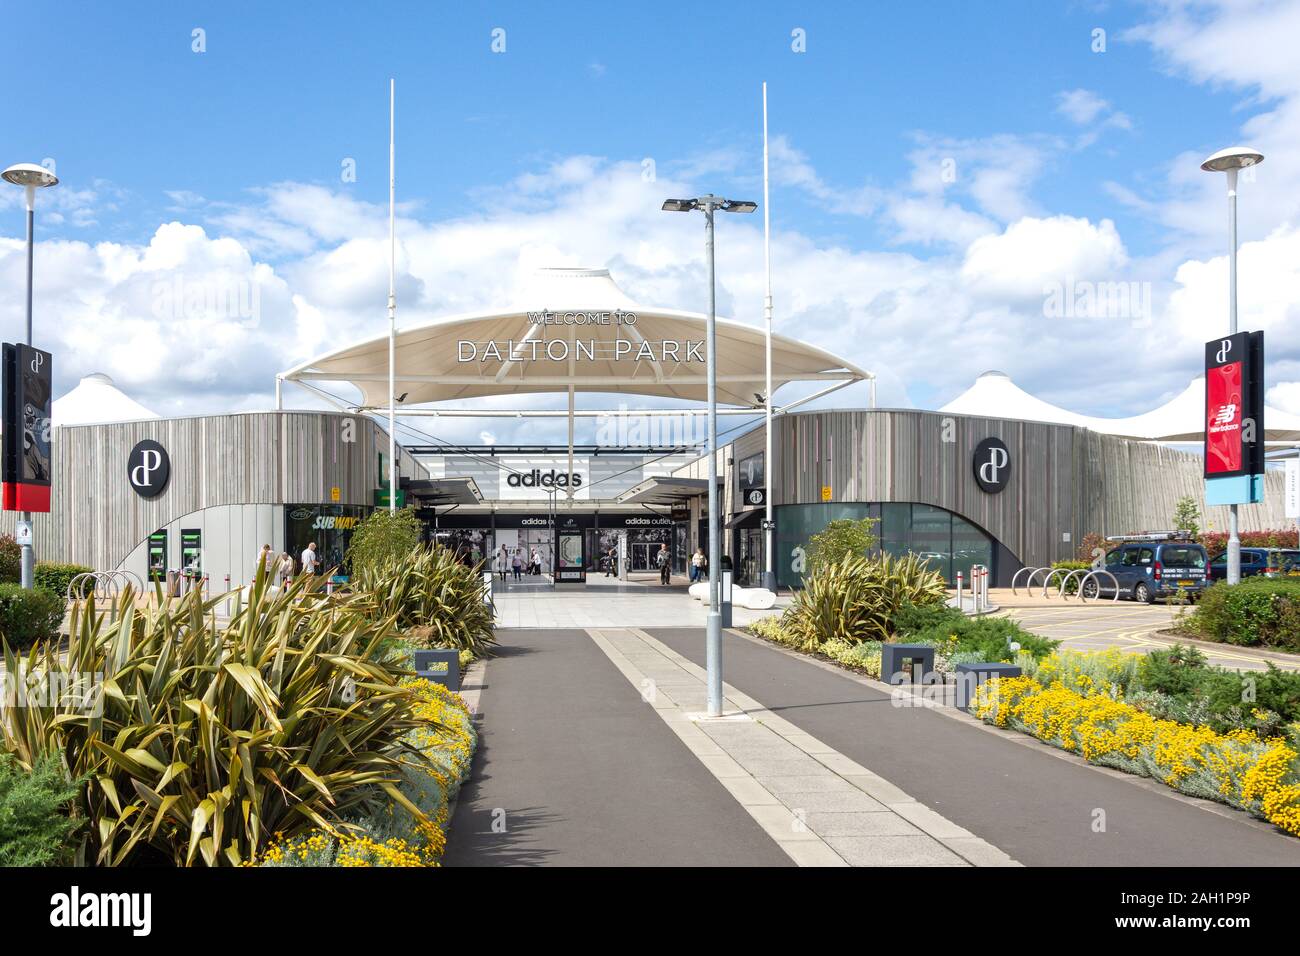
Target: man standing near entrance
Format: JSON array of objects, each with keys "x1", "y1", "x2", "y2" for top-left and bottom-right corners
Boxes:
[
  {"x1": 301, "y1": 541, "x2": 319, "y2": 581},
  {"x1": 657, "y1": 543, "x2": 671, "y2": 586}
]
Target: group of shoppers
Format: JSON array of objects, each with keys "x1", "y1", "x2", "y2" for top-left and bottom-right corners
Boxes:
[
  {"x1": 497, "y1": 545, "x2": 543, "y2": 581},
  {"x1": 255, "y1": 542, "x2": 320, "y2": 587}
]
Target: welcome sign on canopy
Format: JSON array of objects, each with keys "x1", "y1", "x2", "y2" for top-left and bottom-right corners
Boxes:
[{"x1": 457, "y1": 309, "x2": 705, "y2": 364}]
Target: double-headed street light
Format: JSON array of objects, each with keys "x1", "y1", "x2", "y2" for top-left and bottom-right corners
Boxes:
[
  {"x1": 1200, "y1": 146, "x2": 1264, "y2": 587},
  {"x1": 2, "y1": 162, "x2": 59, "y2": 590},
  {"x1": 662, "y1": 193, "x2": 756, "y2": 717}
]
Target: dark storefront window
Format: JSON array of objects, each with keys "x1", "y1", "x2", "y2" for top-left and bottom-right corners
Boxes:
[
  {"x1": 284, "y1": 504, "x2": 369, "y2": 582},
  {"x1": 774, "y1": 502, "x2": 992, "y2": 589},
  {"x1": 737, "y1": 527, "x2": 764, "y2": 587},
  {"x1": 433, "y1": 529, "x2": 492, "y2": 568}
]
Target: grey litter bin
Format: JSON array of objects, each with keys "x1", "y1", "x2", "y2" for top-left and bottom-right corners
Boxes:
[
  {"x1": 954, "y1": 662, "x2": 1022, "y2": 711},
  {"x1": 413, "y1": 648, "x2": 461, "y2": 691}
]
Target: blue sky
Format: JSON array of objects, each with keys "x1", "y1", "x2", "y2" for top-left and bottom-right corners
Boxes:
[
  {"x1": 2, "y1": 2, "x2": 1247, "y2": 254},
  {"x1": 2, "y1": 0, "x2": 1299, "y2": 436}
]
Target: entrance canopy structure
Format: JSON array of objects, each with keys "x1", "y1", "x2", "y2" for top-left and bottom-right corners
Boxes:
[
  {"x1": 279, "y1": 268, "x2": 871, "y2": 413},
  {"x1": 279, "y1": 268, "x2": 873, "y2": 508}
]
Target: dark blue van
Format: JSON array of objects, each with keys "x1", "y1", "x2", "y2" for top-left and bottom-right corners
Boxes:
[{"x1": 1086, "y1": 535, "x2": 1210, "y2": 603}]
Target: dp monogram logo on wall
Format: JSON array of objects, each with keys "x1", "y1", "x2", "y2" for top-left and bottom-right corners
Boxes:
[
  {"x1": 972, "y1": 437, "x2": 1011, "y2": 494},
  {"x1": 127, "y1": 440, "x2": 170, "y2": 498}
]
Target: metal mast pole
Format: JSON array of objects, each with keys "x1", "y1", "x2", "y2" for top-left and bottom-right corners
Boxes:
[
  {"x1": 20, "y1": 189, "x2": 34, "y2": 589},
  {"x1": 704, "y1": 200, "x2": 722, "y2": 716},
  {"x1": 387, "y1": 78, "x2": 397, "y2": 513},
  {"x1": 1226, "y1": 167, "x2": 1240, "y2": 585},
  {"x1": 761, "y1": 82, "x2": 775, "y2": 593}
]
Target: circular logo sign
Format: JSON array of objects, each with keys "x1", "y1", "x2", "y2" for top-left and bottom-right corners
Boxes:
[
  {"x1": 972, "y1": 437, "x2": 1011, "y2": 494},
  {"x1": 127, "y1": 440, "x2": 170, "y2": 498},
  {"x1": 747, "y1": 489, "x2": 765, "y2": 506}
]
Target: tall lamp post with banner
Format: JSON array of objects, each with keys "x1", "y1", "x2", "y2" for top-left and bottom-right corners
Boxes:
[
  {"x1": 662, "y1": 194, "x2": 757, "y2": 717},
  {"x1": 2, "y1": 163, "x2": 59, "y2": 589},
  {"x1": 1201, "y1": 146, "x2": 1265, "y2": 586}
]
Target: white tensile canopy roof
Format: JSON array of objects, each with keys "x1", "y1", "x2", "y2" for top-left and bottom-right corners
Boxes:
[
  {"x1": 942, "y1": 370, "x2": 1300, "y2": 442},
  {"x1": 280, "y1": 268, "x2": 870, "y2": 409},
  {"x1": 53, "y1": 373, "x2": 160, "y2": 426}
]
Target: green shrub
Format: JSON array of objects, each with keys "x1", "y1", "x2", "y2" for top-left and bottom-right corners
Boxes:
[
  {"x1": 906, "y1": 615, "x2": 1057, "y2": 662},
  {"x1": 0, "y1": 584, "x2": 65, "y2": 650},
  {"x1": 892, "y1": 601, "x2": 964, "y2": 637},
  {"x1": 33, "y1": 562, "x2": 94, "y2": 598},
  {"x1": 345, "y1": 508, "x2": 424, "y2": 580},
  {"x1": 1050, "y1": 560, "x2": 1091, "y2": 595},
  {"x1": 1136, "y1": 644, "x2": 1300, "y2": 732},
  {"x1": 781, "y1": 553, "x2": 946, "y2": 649},
  {"x1": 1181, "y1": 578, "x2": 1300, "y2": 649},
  {"x1": 0, "y1": 535, "x2": 19, "y2": 584},
  {"x1": 355, "y1": 544, "x2": 496, "y2": 658},
  {"x1": 805, "y1": 518, "x2": 879, "y2": 574},
  {"x1": 0, "y1": 751, "x2": 83, "y2": 866}
]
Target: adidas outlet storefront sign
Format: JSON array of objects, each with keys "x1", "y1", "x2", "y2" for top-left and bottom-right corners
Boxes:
[
  {"x1": 506, "y1": 469, "x2": 584, "y2": 490},
  {"x1": 500, "y1": 457, "x2": 590, "y2": 500}
]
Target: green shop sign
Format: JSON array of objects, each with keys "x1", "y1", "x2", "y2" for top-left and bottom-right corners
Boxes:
[{"x1": 373, "y1": 488, "x2": 407, "y2": 508}]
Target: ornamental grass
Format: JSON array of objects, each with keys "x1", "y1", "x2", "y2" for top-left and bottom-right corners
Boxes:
[
  {"x1": 0, "y1": 571, "x2": 444, "y2": 866},
  {"x1": 257, "y1": 678, "x2": 476, "y2": 868}
]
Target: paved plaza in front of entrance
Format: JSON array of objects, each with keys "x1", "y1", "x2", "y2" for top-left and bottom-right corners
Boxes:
[
  {"x1": 491, "y1": 576, "x2": 1298, "y2": 672},
  {"x1": 446, "y1": 614, "x2": 1300, "y2": 867}
]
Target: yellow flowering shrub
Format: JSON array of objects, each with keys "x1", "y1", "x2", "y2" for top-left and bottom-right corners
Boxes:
[
  {"x1": 256, "y1": 678, "x2": 476, "y2": 867},
  {"x1": 973, "y1": 676, "x2": 1300, "y2": 837}
]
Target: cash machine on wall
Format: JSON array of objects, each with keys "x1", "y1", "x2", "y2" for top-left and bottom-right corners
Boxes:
[
  {"x1": 181, "y1": 529, "x2": 202, "y2": 587},
  {"x1": 147, "y1": 530, "x2": 167, "y2": 583}
]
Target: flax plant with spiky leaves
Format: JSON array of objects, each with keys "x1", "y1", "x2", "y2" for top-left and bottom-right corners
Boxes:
[
  {"x1": 782, "y1": 553, "x2": 947, "y2": 648},
  {"x1": 0, "y1": 568, "x2": 440, "y2": 866},
  {"x1": 351, "y1": 544, "x2": 496, "y2": 658}
]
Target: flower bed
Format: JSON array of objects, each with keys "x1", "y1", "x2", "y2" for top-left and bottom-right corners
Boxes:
[
  {"x1": 972, "y1": 670, "x2": 1300, "y2": 837},
  {"x1": 259, "y1": 676, "x2": 476, "y2": 867}
]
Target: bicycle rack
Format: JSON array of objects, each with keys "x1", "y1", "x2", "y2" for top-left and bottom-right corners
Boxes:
[
  {"x1": 1075, "y1": 569, "x2": 1120, "y2": 603},
  {"x1": 1039, "y1": 567, "x2": 1073, "y2": 598},
  {"x1": 1011, "y1": 566, "x2": 1049, "y2": 596},
  {"x1": 66, "y1": 570, "x2": 145, "y2": 622}
]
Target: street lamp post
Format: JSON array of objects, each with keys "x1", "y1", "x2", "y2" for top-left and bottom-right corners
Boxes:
[
  {"x1": 1201, "y1": 145, "x2": 1264, "y2": 587},
  {"x1": 2, "y1": 163, "x2": 59, "y2": 590},
  {"x1": 662, "y1": 194, "x2": 757, "y2": 716}
]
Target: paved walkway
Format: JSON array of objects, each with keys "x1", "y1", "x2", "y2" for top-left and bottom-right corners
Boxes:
[
  {"x1": 648, "y1": 626, "x2": 1300, "y2": 866},
  {"x1": 445, "y1": 622, "x2": 1300, "y2": 866},
  {"x1": 443, "y1": 628, "x2": 791, "y2": 867},
  {"x1": 489, "y1": 576, "x2": 791, "y2": 629}
]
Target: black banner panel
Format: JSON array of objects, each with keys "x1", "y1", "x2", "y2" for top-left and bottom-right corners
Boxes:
[
  {"x1": 2, "y1": 343, "x2": 53, "y2": 512},
  {"x1": 1203, "y1": 331, "x2": 1263, "y2": 481}
]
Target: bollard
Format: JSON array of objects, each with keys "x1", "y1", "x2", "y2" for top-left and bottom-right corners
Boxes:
[
  {"x1": 224, "y1": 574, "x2": 232, "y2": 617},
  {"x1": 956, "y1": 571, "x2": 964, "y2": 612},
  {"x1": 326, "y1": 579, "x2": 334, "y2": 597}
]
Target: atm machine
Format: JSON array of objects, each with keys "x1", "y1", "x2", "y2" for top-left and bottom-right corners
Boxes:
[
  {"x1": 181, "y1": 529, "x2": 202, "y2": 593},
  {"x1": 147, "y1": 530, "x2": 168, "y2": 583}
]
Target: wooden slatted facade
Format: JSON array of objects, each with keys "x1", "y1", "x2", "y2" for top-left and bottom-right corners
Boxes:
[
  {"x1": 0, "y1": 411, "x2": 418, "y2": 574},
  {"x1": 710, "y1": 409, "x2": 1287, "y2": 581}
]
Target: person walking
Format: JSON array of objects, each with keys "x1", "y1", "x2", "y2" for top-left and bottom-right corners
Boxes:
[
  {"x1": 498, "y1": 545, "x2": 509, "y2": 581},
  {"x1": 656, "y1": 543, "x2": 671, "y2": 586},
  {"x1": 690, "y1": 547, "x2": 705, "y2": 583},
  {"x1": 511, "y1": 550, "x2": 523, "y2": 582},
  {"x1": 530, "y1": 546, "x2": 541, "y2": 576},
  {"x1": 301, "y1": 541, "x2": 319, "y2": 580},
  {"x1": 277, "y1": 551, "x2": 294, "y2": 587},
  {"x1": 254, "y1": 543, "x2": 272, "y2": 581}
]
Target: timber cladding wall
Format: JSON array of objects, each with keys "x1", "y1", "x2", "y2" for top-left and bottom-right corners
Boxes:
[
  {"x1": 0, "y1": 411, "x2": 390, "y2": 571},
  {"x1": 773, "y1": 409, "x2": 1286, "y2": 570}
]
